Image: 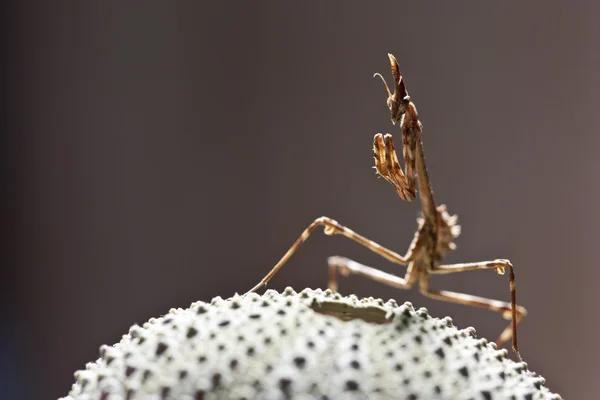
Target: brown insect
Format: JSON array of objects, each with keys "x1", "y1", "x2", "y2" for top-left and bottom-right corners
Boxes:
[{"x1": 247, "y1": 54, "x2": 527, "y2": 361}]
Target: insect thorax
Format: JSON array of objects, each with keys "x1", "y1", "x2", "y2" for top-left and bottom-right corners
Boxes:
[
  {"x1": 415, "y1": 204, "x2": 461, "y2": 268},
  {"x1": 434, "y1": 204, "x2": 461, "y2": 257}
]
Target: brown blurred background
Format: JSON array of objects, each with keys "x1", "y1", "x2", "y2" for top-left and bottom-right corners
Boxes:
[{"x1": 5, "y1": 2, "x2": 600, "y2": 399}]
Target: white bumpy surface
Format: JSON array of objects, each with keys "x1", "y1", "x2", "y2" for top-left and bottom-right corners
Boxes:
[{"x1": 62, "y1": 287, "x2": 561, "y2": 400}]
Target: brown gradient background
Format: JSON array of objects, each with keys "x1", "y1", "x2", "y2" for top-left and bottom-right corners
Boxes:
[{"x1": 5, "y1": 2, "x2": 600, "y2": 399}]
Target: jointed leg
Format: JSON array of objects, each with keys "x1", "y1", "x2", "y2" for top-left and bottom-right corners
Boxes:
[
  {"x1": 246, "y1": 217, "x2": 411, "y2": 294},
  {"x1": 327, "y1": 256, "x2": 417, "y2": 293},
  {"x1": 424, "y1": 259, "x2": 527, "y2": 361},
  {"x1": 374, "y1": 133, "x2": 416, "y2": 201}
]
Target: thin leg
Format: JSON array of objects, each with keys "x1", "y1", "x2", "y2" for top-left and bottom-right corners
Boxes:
[
  {"x1": 422, "y1": 259, "x2": 527, "y2": 361},
  {"x1": 327, "y1": 256, "x2": 417, "y2": 293},
  {"x1": 246, "y1": 217, "x2": 412, "y2": 294}
]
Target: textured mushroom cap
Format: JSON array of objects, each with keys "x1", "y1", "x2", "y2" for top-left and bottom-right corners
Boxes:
[{"x1": 62, "y1": 288, "x2": 561, "y2": 400}]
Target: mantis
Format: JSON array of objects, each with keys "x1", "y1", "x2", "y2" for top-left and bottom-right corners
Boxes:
[{"x1": 247, "y1": 54, "x2": 527, "y2": 361}]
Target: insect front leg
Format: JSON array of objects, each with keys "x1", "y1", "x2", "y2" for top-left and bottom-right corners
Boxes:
[
  {"x1": 374, "y1": 133, "x2": 416, "y2": 201},
  {"x1": 421, "y1": 260, "x2": 527, "y2": 361}
]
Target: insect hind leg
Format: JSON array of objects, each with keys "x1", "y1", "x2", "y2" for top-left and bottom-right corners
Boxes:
[
  {"x1": 327, "y1": 256, "x2": 417, "y2": 293},
  {"x1": 419, "y1": 265, "x2": 527, "y2": 361},
  {"x1": 246, "y1": 217, "x2": 411, "y2": 294}
]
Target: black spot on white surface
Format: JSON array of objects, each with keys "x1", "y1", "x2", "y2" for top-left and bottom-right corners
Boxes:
[{"x1": 61, "y1": 288, "x2": 562, "y2": 400}]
